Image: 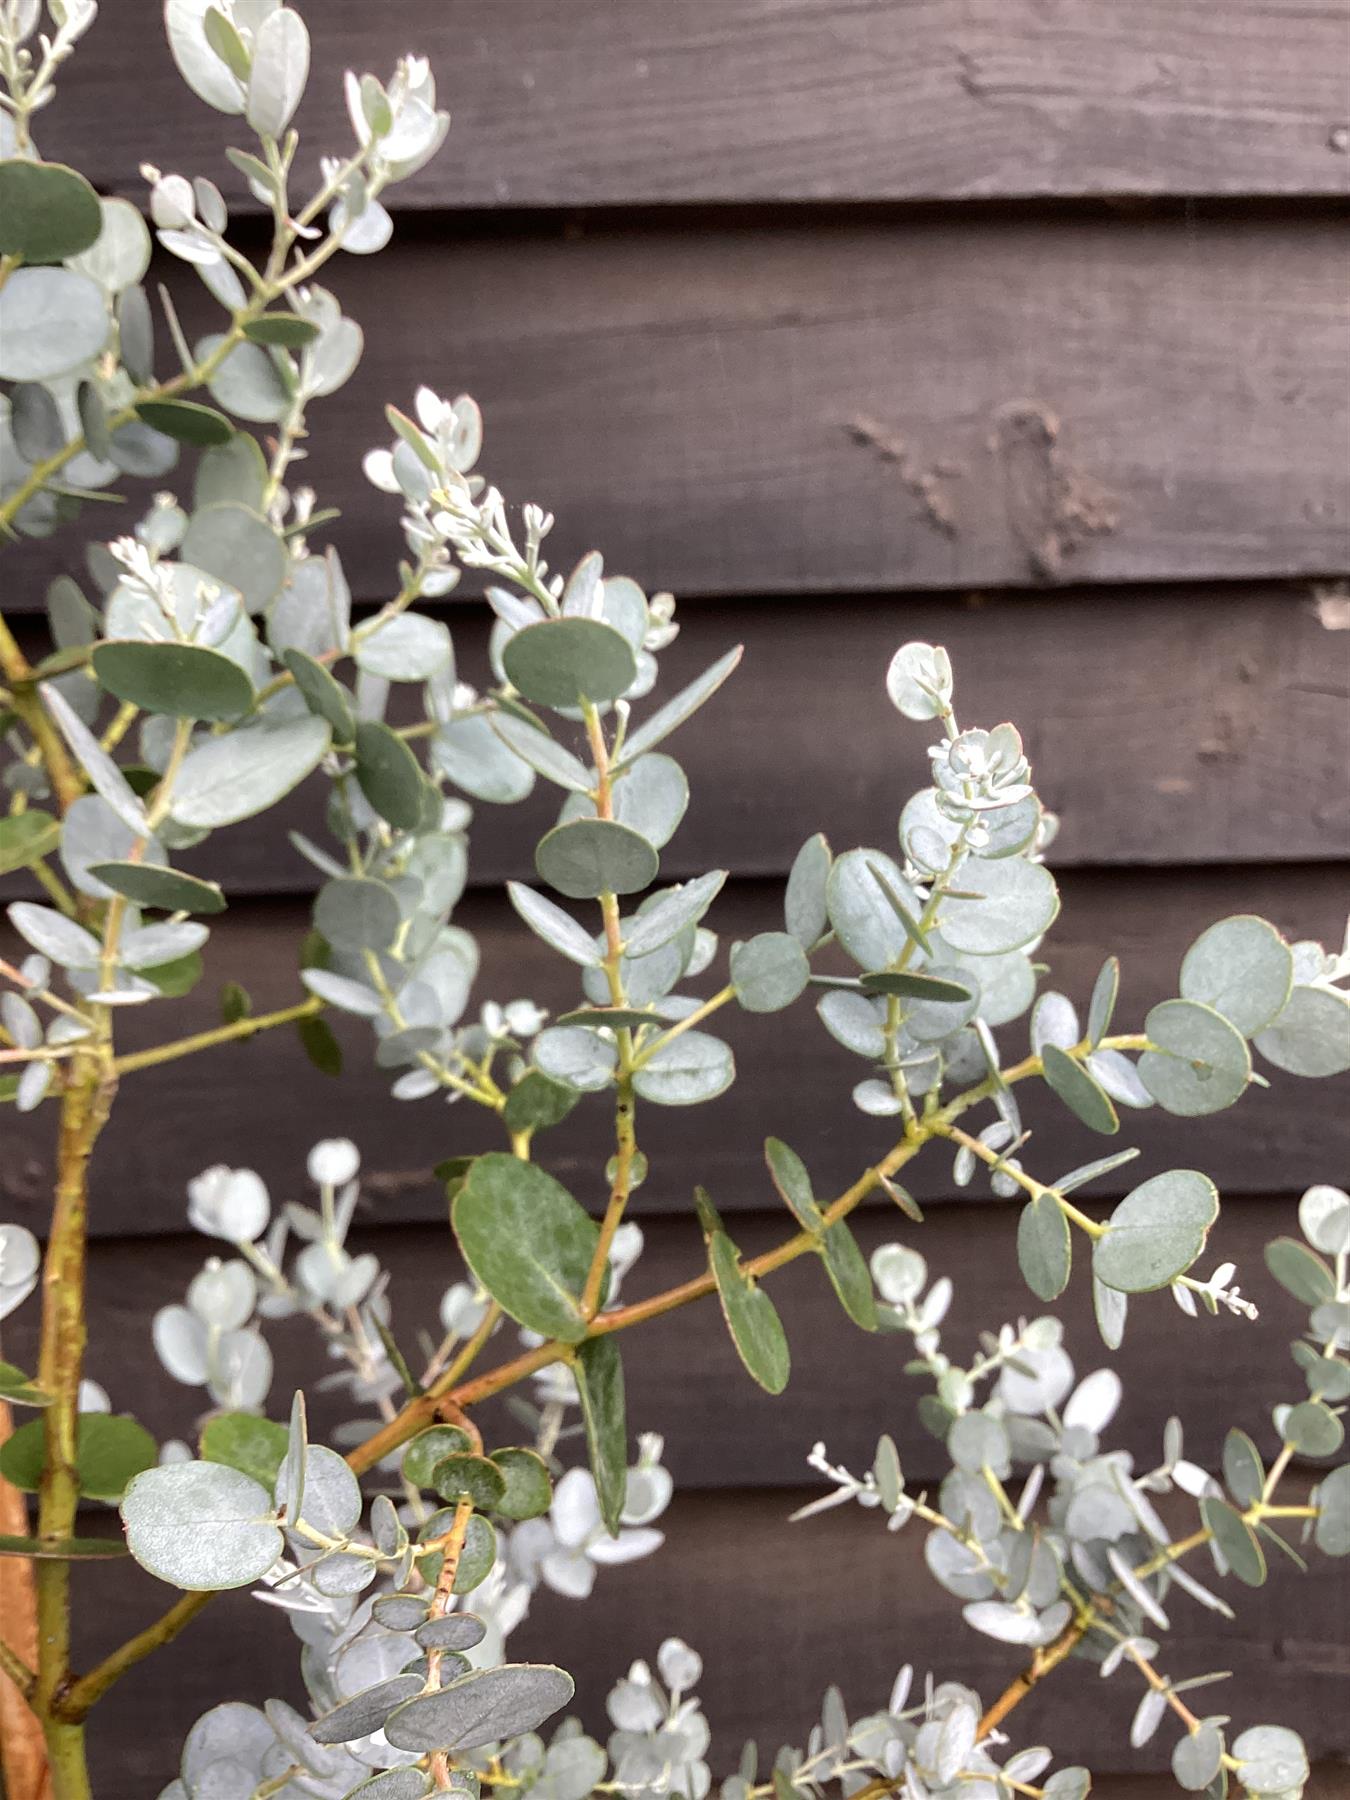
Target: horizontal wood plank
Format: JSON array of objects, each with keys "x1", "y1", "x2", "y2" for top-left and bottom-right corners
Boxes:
[
  {"x1": 6, "y1": 583, "x2": 1346, "y2": 897},
  {"x1": 44, "y1": 1, "x2": 1350, "y2": 206},
  {"x1": 52, "y1": 1488, "x2": 1350, "y2": 1794},
  {"x1": 0, "y1": 1197, "x2": 1327, "y2": 1489},
  {"x1": 11, "y1": 216, "x2": 1349, "y2": 601},
  {"x1": 3, "y1": 866, "x2": 1345, "y2": 1238}
]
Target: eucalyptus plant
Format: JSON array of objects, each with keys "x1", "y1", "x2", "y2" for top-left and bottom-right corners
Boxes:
[{"x1": 0, "y1": 4, "x2": 1347, "y2": 1799}]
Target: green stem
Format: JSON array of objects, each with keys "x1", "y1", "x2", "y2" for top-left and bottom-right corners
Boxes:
[{"x1": 112, "y1": 997, "x2": 323, "y2": 1076}]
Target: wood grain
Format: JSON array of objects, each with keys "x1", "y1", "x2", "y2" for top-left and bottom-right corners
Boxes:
[
  {"x1": 6, "y1": 583, "x2": 1346, "y2": 897},
  {"x1": 3, "y1": 865, "x2": 1346, "y2": 1238},
  {"x1": 11, "y1": 216, "x2": 1348, "y2": 602},
  {"x1": 43, "y1": 1, "x2": 1350, "y2": 207},
  {"x1": 54, "y1": 1487, "x2": 1350, "y2": 1795},
  {"x1": 0, "y1": 1197, "x2": 1325, "y2": 1489}
]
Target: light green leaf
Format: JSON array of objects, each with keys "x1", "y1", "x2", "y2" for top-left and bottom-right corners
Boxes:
[
  {"x1": 433, "y1": 714, "x2": 535, "y2": 804},
  {"x1": 625, "y1": 872, "x2": 725, "y2": 958},
  {"x1": 196, "y1": 432, "x2": 268, "y2": 512},
  {"x1": 1255, "y1": 985, "x2": 1350, "y2": 1078},
  {"x1": 6, "y1": 901, "x2": 102, "y2": 970},
  {"x1": 617, "y1": 646, "x2": 742, "y2": 765},
  {"x1": 1041, "y1": 1044, "x2": 1119, "y2": 1135},
  {"x1": 0, "y1": 159, "x2": 102, "y2": 264},
  {"x1": 503, "y1": 618, "x2": 636, "y2": 710},
  {"x1": 826, "y1": 849, "x2": 924, "y2": 971},
  {"x1": 1283, "y1": 1399, "x2": 1344, "y2": 1458},
  {"x1": 1264, "y1": 1236, "x2": 1335, "y2": 1305},
  {"x1": 92, "y1": 641, "x2": 253, "y2": 721},
  {"x1": 180, "y1": 502, "x2": 288, "y2": 613},
  {"x1": 1313, "y1": 1463, "x2": 1350, "y2": 1556},
  {"x1": 1180, "y1": 914, "x2": 1293, "y2": 1036},
  {"x1": 245, "y1": 7, "x2": 310, "y2": 136},
  {"x1": 383, "y1": 1665, "x2": 575, "y2": 1755},
  {"x1": 1018, "y1": 1195, "x2": 1072, "y2": 1302},
  {"x1": 507, "y1": 883, "x2": 602, "y2": 968},
  {"x1": 67, "y1": 197, "x2": 152, "y2": 293},
  {"x1": 199, "y1": 334, "x2": 291, "y2": 424},
  {"x1": 732, "y1": 932, "x2": 810, "y2": 1013},
  {"x1": 785, "y1": 832, "x2": 831, "y2": 947},
  {"x1": 1172, "y1": 1723, "x2": 1224, "y2": 1792},
  {"x1": 566, "y1": 751, "x2": 687, "y2": 847},
  {"x1": 121, "y1": 1461, "x2": 281, "y2": 1590},
  {"x1": 1139, "y1": 999, "x2": 1251, "y2": 1115},
  {"x1": 574, "y1": 1336, "x2": 628, "y2": 1534},
  {"x1": 633, "y1": 1031, "x2": 734, "y2": 1106},
  {"x1": 40, "y1": 681, "x2": 150, "y2": 836},
  {"x1": 533, "y1": 1025, "x2": 617, "y2": 1092},
  {"x1": 492, "y1": 713, "x2": 592, "y2": 792},
  {"x1": 1222, "y1": 1429, "x2": 1265, "y2": 1508},
  {"x1": 1230, "y1": 1726, "x2": 1308, "y2": 1796},
  {"x1": 1093, "y1": 1169, "x2": 1219, "y2": 1293},
  {"x1": 709, "y1": 1231, "x2": 790, "y2": 1394},
  {"x1": 535, "y1": 817, "x2": 658, "y2": 900},
  {"x1": 171, "y1": 717, "x2": 330, "y2": 829},
  {"x1": 939, "y1": 855, "x2": 1059, "y2": 956},
  {"x1": 451, "y1": 1154, "x2": 598, "y2": 1342},
  {"x1": 314, "y1": 878, "x2": 401, "y2": 953},
  {"x1": 356, "y1": 613, "x2": 452, "y2": 682},
  {"x1": 166, "y1": 0, "x2": 247, "y2": 112}
]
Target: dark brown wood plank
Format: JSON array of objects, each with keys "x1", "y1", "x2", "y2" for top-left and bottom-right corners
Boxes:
[
  {"x1": 0, "y1": 1196, "x2": 1327, "y2": 1488},
  {"x1": 6, "y1": 583, "x2": 1346, "y2": 896},
  {"x1": 10, "y1": 216, "x2": 1348, "y2": 601},
  {"x1": 43, "y1": 1, "x2": 1350, "y2": 206},
  {"x1": 3, "y1": 865, "x2": 1345, "y2": 1237},
  {"x1": 54, "y1": 1488, "x2": 1350, "y2": 1795}
]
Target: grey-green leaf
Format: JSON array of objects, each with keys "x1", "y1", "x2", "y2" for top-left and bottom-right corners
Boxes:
[
  {"x1": 451, "y1": 1154, "x2": 598, "y2": 1343},
  {"x1": 120, "y1": 1461, "x2": 281, "y2": 1590},
  {"x1": 171, "y1": 718, "x2": 330, "y2": 829},
  {"x1": 1180, "y1": 914, "x2": 1293, "y2": 1036},
  {"x1": 535, "y1": 818, "x2": 658, "y2": 900},
  {"x1": 1139, "y1": 999, "x2": 1251, "y2": 1116},
  {"x1": 92, "y1": 641, "x2": 253, "y2": 721},
  {"x1": 785, "y1": 833, "x2": 831, "y2": 947},
  {"x1": 731, "y1": 932, "x2": 810, "y2": 1013},
  {"x1": 632, "y1": 1031, "x2": 734, "y2": 1106},
  {"x1": 1018, "y1": 1194, "x2": 1072, "y2": 1302},
  {"x1": 503, "y1": 618, "x2": 636, "y2": 710},
  {"x1": 1093, "y1": 1169, "x2": 1219, "y2": 1293},
  {"x1": 617, "y1": 646, "x2": 742, "y2": 765},
  {"x1": 383, "y1": 1665, "x2": 574, "y2": 1754},
  {"x1": 1041, "y1": 1044, "x2": 1119, "y2": 1135}
]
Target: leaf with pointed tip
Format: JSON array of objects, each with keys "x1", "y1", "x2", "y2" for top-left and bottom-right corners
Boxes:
[
  {"x1": 574, "y1": 1335, "x2": 628, "y2": 1534},
  {"x1": 710, "y1": 1232, "x2": 790, "y2": 1395},
  {"x1": 383, "y1": 1664, "x2": 575, "y2": 1753},
  {"x1": 1041, "y1": 1044, "x2": 1119, "y2": 1135}
]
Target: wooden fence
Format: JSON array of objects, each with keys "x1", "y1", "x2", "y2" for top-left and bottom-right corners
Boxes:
[{"x1": 2, "y1": 1, "x2": 1348, "y2": 1791}]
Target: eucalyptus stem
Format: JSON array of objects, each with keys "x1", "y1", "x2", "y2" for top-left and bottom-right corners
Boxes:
[{"x1": 112, "y1": 997, "x2": 324, "y2": 1076}]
